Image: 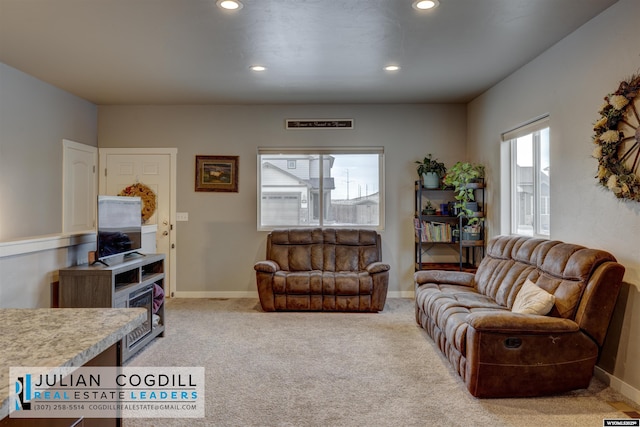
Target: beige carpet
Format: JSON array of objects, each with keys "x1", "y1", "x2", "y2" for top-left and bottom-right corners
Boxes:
[{"x1": 123, "y1": 298, "x2": 638, "y2": 427}]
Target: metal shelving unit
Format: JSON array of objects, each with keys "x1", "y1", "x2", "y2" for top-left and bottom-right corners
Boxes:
[{"x1": 414, "y1": 180, "x2": 485, "y2": 271}]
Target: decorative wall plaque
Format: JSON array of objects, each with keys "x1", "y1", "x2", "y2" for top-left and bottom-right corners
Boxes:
[{"x1": 285, "y1": 119, "x2": 354, "y2": 130}]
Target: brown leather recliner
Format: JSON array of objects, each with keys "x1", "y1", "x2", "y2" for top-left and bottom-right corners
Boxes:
[
  {"x1": 255, "y1": 228, "x2": 390, "y2": 312},
  {"x1": 414, "y1": 235, "x2": 625, "y2": 398}
]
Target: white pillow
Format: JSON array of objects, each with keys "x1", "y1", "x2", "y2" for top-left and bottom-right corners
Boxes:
[{"x1": 511, "y1": 279, "x2": 555, "y2": 315}]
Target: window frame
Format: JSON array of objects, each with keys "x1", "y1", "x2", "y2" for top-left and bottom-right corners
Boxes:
[
  {"x1": 502, "y1": 116, "x2": 550, "y2": 238},
  {"x1": 257, "y1": 147, "x2": 385, "y2": 231}
]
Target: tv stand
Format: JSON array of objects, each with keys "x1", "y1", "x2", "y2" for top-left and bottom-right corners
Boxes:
[{"x1": 58, "y1": 254, "x2": 166, "y2": 362}]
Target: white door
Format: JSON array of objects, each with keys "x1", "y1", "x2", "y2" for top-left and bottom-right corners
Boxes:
[
  {"x1": 99, "y1": 148, "x2": 177, "y2": 298},
  {"x1": 62, "y1": 140, "x2": 97, "y2": 234}
]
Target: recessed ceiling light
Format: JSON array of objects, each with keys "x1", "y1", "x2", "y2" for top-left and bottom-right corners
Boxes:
[
  {"x1": 217, "y1": 0, "x2": 243, "y2": 11},
  {"x1": 250, "y1": 65, "x2": 266, "y2": 72},
  {"x1": 384, "y1": 65, "x2": 401, "y2": 71},
  {"x1": 412, "y1": 0, "x2": 439, "y2": 10}
]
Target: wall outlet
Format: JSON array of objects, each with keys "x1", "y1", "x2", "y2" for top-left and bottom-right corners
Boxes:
[{"x1": 176, "y1": 212, "x2": 189, "y2": 221}]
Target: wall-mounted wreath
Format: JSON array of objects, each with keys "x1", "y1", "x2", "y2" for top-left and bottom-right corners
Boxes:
[
  {"x1": 118, "y1": 183, "x2": 157, "y2": 223},
  {"x1": 592, "y1": 73, "x2": 640, "y2": 201}
]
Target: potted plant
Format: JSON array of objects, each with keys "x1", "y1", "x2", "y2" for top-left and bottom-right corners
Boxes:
[
  {"x1": 443, "y1": 161, "x2": 485, "y2": 224},
  {"x1": 415, "y1": 154, "x2": 447, "y2": 189},
  {"x1": 421, "y1": 200, "x2": 436, "y2": 215}
]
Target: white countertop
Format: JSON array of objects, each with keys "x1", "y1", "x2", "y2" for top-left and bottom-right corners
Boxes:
[{"x1": 0, "y1": 307, "x2": 146, "y2": 419}]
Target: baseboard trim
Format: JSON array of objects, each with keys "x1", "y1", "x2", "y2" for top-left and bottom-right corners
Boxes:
[
  {"x1": 388, "y1": 291, "x2": 415, "y2": 298},
  {"x1": 594, "y1": 366, "x2": 640, "y2": 405},
  {"x1": 172, "y1": 291, "x2": 259, "y2": 298},
  {"x1": 171, "y1": 291, "x2": 415, "y2": 299}
]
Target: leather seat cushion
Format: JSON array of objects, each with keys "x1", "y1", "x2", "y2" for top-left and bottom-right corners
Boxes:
[
  {"x1": 273, "y1": 271, "x2": 373, "y2": 295},
  {"x1": 474, "y1": 236, "x2": 618, "y2": 319},
  {"x1": 415, "y1": 283, "x2": 508, "y2": 357},
  {"x1": 269, "y1": 228, "x2": 381, "y2": 271}
]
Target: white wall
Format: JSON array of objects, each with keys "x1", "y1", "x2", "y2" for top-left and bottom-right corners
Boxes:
[
  {"x1": 467, "y1": 0, "x2": 640, "y2": 401},
  {"x1": 98, "y1": 104, "x2": 467, "y2": 297},
  {"x1": 0, "y1": 236, "x2": 95, "y2": 308},
  {"x1": 0, "y1": 63, "x2": 97, "y2": 240},
  {"x1": 0, "y1": 63, "x2": 98, "y2": 308}
]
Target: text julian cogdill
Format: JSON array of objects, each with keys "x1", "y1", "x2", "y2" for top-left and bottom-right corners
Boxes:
[{"x1": 33, "y1": 373, "x2": 197, "y2": 388}]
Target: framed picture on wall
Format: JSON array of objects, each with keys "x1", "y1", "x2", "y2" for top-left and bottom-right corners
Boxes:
[{"x1": 195, "y1": 155, "x2": 239, "y2": 192}]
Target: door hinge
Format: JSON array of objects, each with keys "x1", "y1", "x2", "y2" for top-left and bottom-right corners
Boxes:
[{"x1": 104, "y1": 168, "x2": 107, "y2": 177}]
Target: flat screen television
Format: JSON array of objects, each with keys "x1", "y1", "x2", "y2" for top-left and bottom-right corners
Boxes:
[{"x1": 96, "y1": 195, "x2": 143, "y2": 264}]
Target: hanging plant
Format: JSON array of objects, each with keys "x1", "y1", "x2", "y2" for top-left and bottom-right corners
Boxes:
[
  {"x1": 592, "y1": 73, "x2": 640, "y2": 201},
  {"x1": 443, "y1": 161, "x2": 484, "y2": 224}
]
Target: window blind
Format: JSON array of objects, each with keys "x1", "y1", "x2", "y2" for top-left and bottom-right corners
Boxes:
[{"x1": 501, "y1": 115, "x2": 549, "y2": 141}]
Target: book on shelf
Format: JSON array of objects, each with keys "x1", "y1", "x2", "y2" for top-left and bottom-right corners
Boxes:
[{"x1": 414, "y1": 219, "x2": 453, "y2": 243}]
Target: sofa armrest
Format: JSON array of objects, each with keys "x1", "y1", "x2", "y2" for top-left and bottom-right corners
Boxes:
[
  {"x1": 254, "y1": 260, "x2": 280, "y2": 273},
  {"x1": 465, "y1": 311, "x2": 598, "y2": 398},
  {"x1": 414, "y1": 270, "x2": 475, "y2": 287},
  {"x1": 366, "y1": 261, "x2": 390, "y2": 274},
  {"x1": 466, "y1": 311, "x2": 579, "y2": 334}
]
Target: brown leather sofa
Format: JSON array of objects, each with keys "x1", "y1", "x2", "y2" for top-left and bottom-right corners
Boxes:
[
  {"x1": 255, "y1": 228, "x2": 390, "y2": 312},
  {"x1": 414, "y1": 235, "x2": 625, "y2": 398}
]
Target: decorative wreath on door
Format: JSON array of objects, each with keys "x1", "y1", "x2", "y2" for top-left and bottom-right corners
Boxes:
[
  {"x1": 118, "y1": 183, "x2": 157, "y2": 222},
  {"x1": 592, "y1": 73, "x2": 640, "y2": 201}
]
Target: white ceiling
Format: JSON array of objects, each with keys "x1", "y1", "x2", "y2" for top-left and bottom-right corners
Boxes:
[{"x1": 0, "y1": 0, "x2": 618, "y2": 105}]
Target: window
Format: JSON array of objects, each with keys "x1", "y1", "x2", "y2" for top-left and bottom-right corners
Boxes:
[
  {"x1": 258, "y1": 147, "x2": 384, "y2": 229},
  {"x1": 503, "y1": 117, "x2": 550, "y2": 237}
]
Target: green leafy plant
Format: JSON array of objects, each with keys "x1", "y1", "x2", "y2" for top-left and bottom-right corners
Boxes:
[
  {"x1": 415, "y1": 154, "x2": 447, "y2": 179},
  {"x1": 443, "y1": 161, "x2": 485, "y2": 224},
  {"x1": 421, "y1": 200, "x2": 436, "y2": 215}
]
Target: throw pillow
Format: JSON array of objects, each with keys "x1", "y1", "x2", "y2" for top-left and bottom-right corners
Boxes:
[{"x1": 512, "y1": 279, "x2": 555, "y2": 315}]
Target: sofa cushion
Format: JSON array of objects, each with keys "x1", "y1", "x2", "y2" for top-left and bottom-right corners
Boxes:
[
  {"x1": 511, "y1": 279, "x2": 555, "y2": 315},
  {"x1": 474, "y1": 236, "x2": 543, "y2": 307},
  {"x1": 534, "y1": 244, "x2": 617, "y2": 318},
  {"x1": 283, "y1": 271, "x2": 322, "y2": 294},
  {"x1": 325, "y1": 229, "x2": 380, "y2": 271},
  {"x1": 272, "y1": 271, "x2": 373, "y2": 296},
  {"x1": 269, "y1": 228, "x2": 381, "y2": 272},
  {"x1": 415, "y1": 283, "x2": 507, "y2": 358},
  {"x1": 335, "y1": 245, "x2": 359, "y2": 271},
  {"x1": 473, "y1": 235, "x2": 618, "y2": 319},
  {"x1": 324, "y1": 271, "x2": 365, "y2": 295},
  {"x1": 474, "y1": 258, "x2": 536, "y2": 307}
]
